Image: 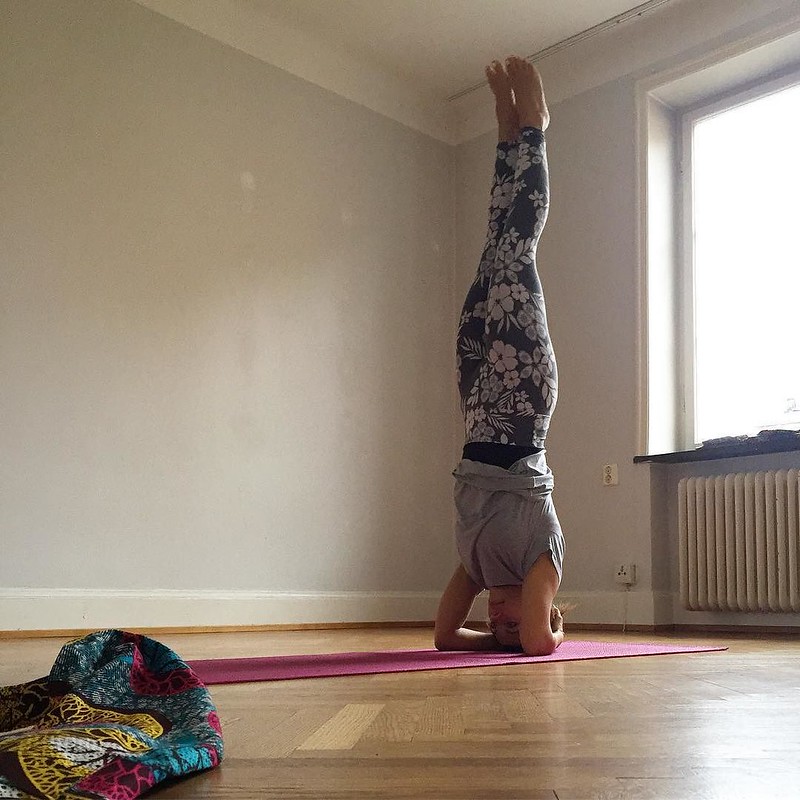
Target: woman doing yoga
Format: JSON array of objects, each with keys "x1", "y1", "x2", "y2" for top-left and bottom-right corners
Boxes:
[{"x1": 434, "y1": 57, "x2": 565, "y2": 656}]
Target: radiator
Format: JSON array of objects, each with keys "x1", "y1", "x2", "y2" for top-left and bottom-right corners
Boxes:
[{"x1": 678, "y1": 469, "x2": 800, "y2": 612}]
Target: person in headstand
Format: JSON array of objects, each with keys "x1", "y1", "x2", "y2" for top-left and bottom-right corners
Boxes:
[{"x1": 435, "y1": 56, "x2": 565, "y2": 655}]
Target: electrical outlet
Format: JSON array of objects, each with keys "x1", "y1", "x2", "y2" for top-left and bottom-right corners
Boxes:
[
  {"x1": 615, "y1": 563, "x2": 636, "y2": 586},
  {"x1": 602, "y1": 463, "x2": 619, "y2": 486}
]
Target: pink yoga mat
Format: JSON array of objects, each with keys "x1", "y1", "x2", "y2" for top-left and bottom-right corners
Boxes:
[{"x1": 189, "y1": 641, "x2": 725, "y2": 685}]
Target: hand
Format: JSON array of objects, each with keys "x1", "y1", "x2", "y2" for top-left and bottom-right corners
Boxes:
[{"x1": 550, "y1": 603, "x2": 575, "y2": 633}]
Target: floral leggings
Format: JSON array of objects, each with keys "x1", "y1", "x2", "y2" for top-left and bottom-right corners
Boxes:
[{"x1": 456, "y1": 126, "x2": 558, "y2": 449}]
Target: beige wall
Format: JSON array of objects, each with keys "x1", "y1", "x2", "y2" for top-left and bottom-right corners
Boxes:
[{"x1": 0, "y1": 0, "x2": 456, "y2": 627}]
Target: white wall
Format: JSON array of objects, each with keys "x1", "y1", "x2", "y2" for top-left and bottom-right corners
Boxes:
[{"x1": 0, "y1": 0, "x2": 456, "y2": 629}]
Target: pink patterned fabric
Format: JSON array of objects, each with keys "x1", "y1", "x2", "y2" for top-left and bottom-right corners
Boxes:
[
  {"x1": 189, "y1": 641, "x2": 726, "y2": 685},
  {"x1": 129, "y1": 643, "x2": 205, "y2": 696},
  {"x1": 74, "y1": 760, "x2": 157, "y2": 800}
]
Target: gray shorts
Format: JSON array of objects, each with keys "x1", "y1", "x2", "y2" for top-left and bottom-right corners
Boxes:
[{"x1": 453, "y1": 452, "x2": 564, "y2": 589}]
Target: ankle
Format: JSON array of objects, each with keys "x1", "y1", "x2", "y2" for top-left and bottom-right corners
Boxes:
[{"x1": 517, "y1": 109, "x2": 548, "y2": 132}]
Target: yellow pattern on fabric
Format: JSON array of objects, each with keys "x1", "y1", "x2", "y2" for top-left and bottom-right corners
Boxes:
[
  {"x1": 0, "y1": 680, "x2": 60, "y2": 731},
  {"x1": 1, "y1": 726, "x2": 153, "y2": 798},
  {"x1": 39, "y1": 692, "x2": 164, "y2": 738}
]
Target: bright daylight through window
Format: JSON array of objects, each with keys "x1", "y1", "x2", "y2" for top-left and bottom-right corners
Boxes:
[{"x1": 690, "y1": 79, "x2": 800, "y2": 444}]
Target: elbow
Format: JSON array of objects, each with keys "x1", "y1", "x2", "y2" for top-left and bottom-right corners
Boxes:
[{"x1": 521, "y1": 633, "x2": 557, "y2": 657}]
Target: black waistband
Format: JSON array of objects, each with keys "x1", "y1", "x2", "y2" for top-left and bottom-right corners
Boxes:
[{"x1": 462, "y1": 442, "x2": 543, "y2": 470}]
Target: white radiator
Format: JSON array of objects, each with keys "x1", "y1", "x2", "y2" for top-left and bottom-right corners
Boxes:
[{"x1": 678, "y1": 469, "x2": 800, "y2": 612}]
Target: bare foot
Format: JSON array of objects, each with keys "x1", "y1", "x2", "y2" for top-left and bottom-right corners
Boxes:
[
  {"x1": 505, "y1": 56, "x2": 549, "y2": 132},
  {"x1": 485, "y1": 60, "x2": 518, "y2": 142}
]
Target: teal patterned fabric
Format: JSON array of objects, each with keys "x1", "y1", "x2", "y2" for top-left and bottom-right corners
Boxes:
[{"x1": 0, "y1": 629, "x2": 223, "y2": 799}]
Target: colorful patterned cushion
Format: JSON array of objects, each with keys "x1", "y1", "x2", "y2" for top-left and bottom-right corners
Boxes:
[{"x1": 0, "y1": 630, "x2": 223, "y2": 799}]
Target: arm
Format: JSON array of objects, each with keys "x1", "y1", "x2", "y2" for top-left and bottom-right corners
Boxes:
[
  {"x1": 519, "y1": 553, "x2": 563, "y2": 656},
  {"x1": 434, "y1": 565, "x2": 499, "y2": 651}
]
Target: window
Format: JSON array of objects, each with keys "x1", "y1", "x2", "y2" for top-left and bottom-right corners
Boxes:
[
  {"x1": 683, "y1": 78, "x2": 800, "y2": 444},
  {"x1": 640, "y1": 47, "x2": 800, "y2": 456}
]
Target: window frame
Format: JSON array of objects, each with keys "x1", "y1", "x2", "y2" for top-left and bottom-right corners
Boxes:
[
  {"x1": 637, "y1": 36, "x2": 800, "y2": 458},
  {"x1": 679, "y1": 69, "x2": 800, "y2": 447}
]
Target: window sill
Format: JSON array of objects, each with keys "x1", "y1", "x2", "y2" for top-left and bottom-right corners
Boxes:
[{"x1": 634, "y1": 434, "x2": 800, "y2": 464}]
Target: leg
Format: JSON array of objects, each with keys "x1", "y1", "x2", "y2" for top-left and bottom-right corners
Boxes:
[
  {"x1": 473, "y1": 61, "x2": 521, "y2": 279},
  {"x1": 457, "y1": 61, "x2": 522, "y2": 414},
  {"x1": 473, "y1": 58, "x2": 558, "y2": 446}
]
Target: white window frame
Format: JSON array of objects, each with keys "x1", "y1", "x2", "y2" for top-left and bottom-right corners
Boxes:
[
  {"x1": 679, "y1": 70, "x2": 800, "y2": 448},
  {"x1": 636, "y1": 26, "x2": 800, "y2": 457}
]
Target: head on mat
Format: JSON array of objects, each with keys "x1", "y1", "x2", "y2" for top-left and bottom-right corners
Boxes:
[
  {"x1": 488, "y1": 590, "x2": 564, "y2": 650},
  {"x1": 488, "y1": 589, "x2": 523, "y2": 649}
]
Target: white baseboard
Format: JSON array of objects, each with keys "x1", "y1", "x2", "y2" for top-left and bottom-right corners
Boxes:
[
  {"x1": 552, "y1": 591, "x2": 800, "y2": 629},
  {"x1": 15, "y1": 588, "x2": 793, "y2": 633},
  {"x1": 0, "y1": 588, "x2": 443, "y2": 632},
  {"x1": 544, "y1": 590, "x2": 675, "y2": 628}
]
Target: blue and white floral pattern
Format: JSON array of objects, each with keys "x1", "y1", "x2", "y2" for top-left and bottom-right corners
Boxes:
[{"x1": 457, "y1": 127, "x2": 557, "y2": 447}]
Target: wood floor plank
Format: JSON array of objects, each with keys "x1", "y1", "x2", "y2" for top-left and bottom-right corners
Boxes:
[
  {"x1": 359, "y1": 699, "x2": 425, "y2": 743},
  {"x1": 499, "y1": 689, "x2": 553, "y2": 723},
  {"x1": 414, "y1": 694, "x2": 465, "y2": 740},
  {"x1": 535, "y1": 690, "x2": 594, "y2": 720},
  {"x1": 460, "y1": 691, "x2": 509, "y2": 732},
  {"x1": 296, "y1": 703, "x2": 384, "y2": 750},
  {"x1": 258, "y1": 706, "x2": 343, "y2": 758}
]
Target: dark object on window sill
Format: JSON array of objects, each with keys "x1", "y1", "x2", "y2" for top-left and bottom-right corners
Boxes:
[{"x1": 634, "y1": 430, "x2": 800, "y2": 464}]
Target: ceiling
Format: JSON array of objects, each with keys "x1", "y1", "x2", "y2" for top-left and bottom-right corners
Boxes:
[
  {"x1": 134, "y1": 0, "x2": 685, "y2": 141},
  {"x1": 251, "y1": 0, "x2": 659, "y2": 99}
]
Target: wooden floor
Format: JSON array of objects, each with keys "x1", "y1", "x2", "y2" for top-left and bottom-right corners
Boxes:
[{"x1": 3, "y1": 628, "x2": 800, "y2": 799}]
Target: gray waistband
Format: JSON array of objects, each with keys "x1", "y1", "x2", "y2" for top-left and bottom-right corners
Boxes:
[{"x1": 452, "y1": 452, "x2": 554, "y2": 494}]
